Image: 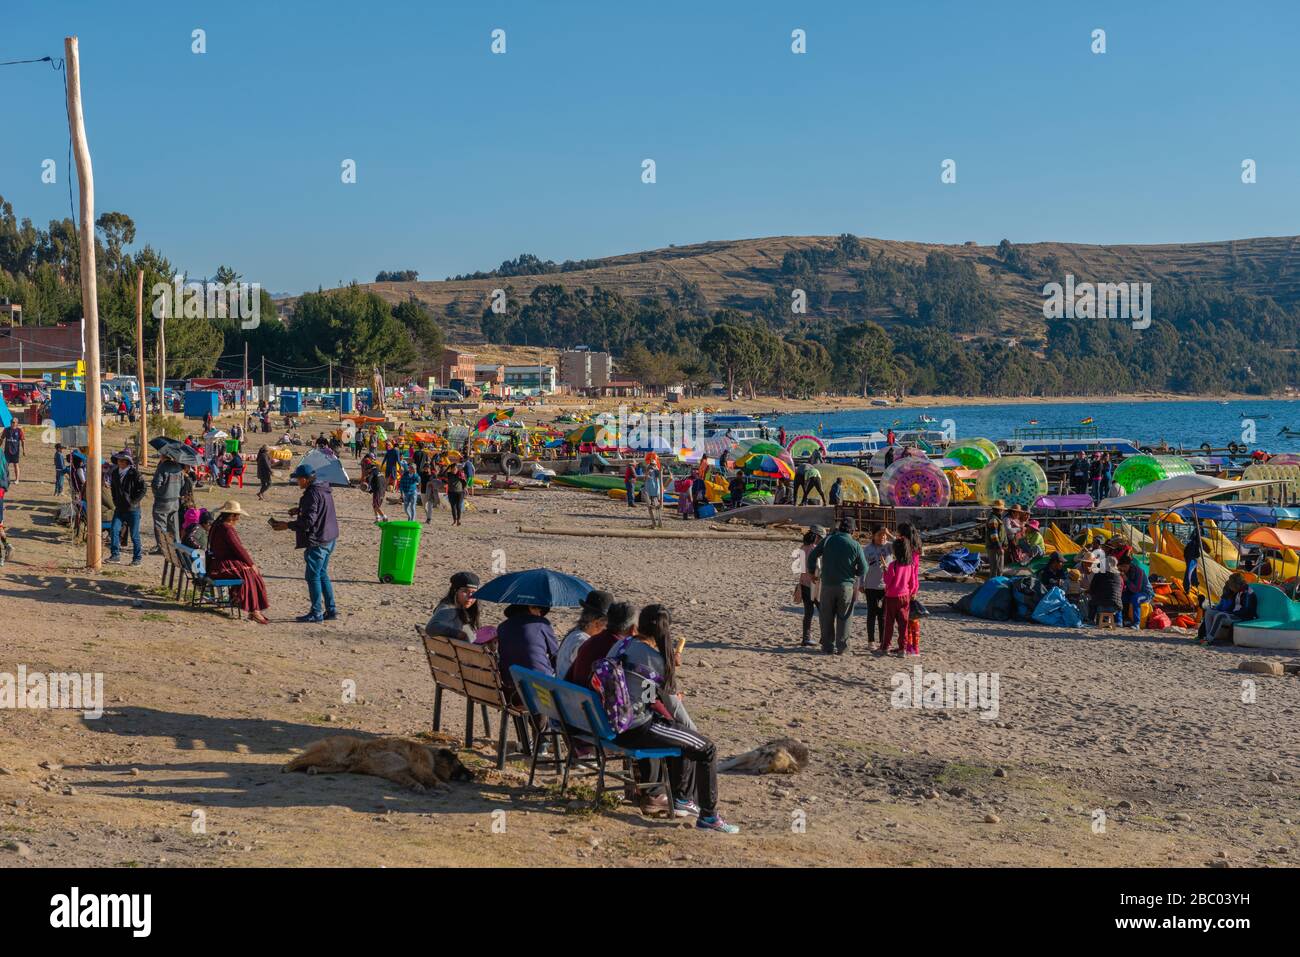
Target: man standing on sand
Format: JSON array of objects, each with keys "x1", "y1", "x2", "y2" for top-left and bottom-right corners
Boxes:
[
  {"x1": 270, "y1": 462, "x2": 340, "y2": 623},
  {"x1": 643, "y1": 463, "x2": 664, "y2": 528},
  {"x1": 983, "y1": 500, "x2": 1007, "y2": 578},
  {"x1": 806, "y1": 517, "x2": 866, "y2": 655},
  {"x1": 106, "y1": 450, "x2": 147, "y2": 565},
  {"x1": 149, "y1": 451, "x2": 186, "y2": 555}
]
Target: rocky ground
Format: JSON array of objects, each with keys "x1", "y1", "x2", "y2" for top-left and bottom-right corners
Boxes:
[{"x1": 0, "y1": 413, "x2": 1296, "y2": 868}]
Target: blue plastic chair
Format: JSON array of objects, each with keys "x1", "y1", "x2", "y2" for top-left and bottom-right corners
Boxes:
[
  {"x1": 509, "y1": 666, "x2": 680, "y2": 806},
  {"x1": 175, "y1": 543, "x2": 243, "y2": 618}
]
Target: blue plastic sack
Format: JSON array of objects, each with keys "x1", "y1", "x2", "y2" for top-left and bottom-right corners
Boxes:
[
  {"x1": 1031, "y1": 587, "x2": 1083, "y2": 628},
  {"x1": 940, "y1": 547, "x2": 980, "y2": 575}
]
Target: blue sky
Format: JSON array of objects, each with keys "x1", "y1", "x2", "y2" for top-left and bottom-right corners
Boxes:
[{"x1": 3, "y1": 0, "x2": 1297, "y2": 294}]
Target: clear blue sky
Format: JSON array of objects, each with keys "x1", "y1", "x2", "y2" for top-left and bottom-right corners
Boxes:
[{"x1": 4, "y1": 0, "x2": 1297, "y2": 294}]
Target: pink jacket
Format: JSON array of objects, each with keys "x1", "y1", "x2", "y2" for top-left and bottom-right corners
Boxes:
[{"x1": 883, "y1": 555, "x2": 919, "y2": 599}]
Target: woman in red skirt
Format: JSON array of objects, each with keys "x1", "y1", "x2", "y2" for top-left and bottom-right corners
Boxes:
[{"x1": 208, "y1": 500, "x2": 271, "y2": 624}]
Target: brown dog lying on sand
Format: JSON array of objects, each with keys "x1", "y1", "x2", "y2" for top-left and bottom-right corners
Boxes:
[
  {"x1": 718, "y1": 738, "x2": 810, "y2": 775},
  {"x1": 283, "y1": 735, "x2": 474, "y2": 792}
]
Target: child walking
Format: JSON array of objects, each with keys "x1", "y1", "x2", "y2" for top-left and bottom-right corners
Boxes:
[{"x1": 878, "y1": 536, "x2": 919, "y2": 656}]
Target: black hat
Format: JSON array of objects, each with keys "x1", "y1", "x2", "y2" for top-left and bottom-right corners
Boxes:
[
  {"x1": 579, "y1": 589, "x2": 614, "y2": 616},
  {"x1": 450, "y1": 571, "x2": 480, "y2": 590}
]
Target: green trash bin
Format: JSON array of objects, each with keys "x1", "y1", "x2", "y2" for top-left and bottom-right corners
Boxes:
[
  {"x1": 377, "y1": 520, "x2": 422, "y2": 585},
  {"x1": 225, "y1": 438, "x2": 241, "y2": 454}
]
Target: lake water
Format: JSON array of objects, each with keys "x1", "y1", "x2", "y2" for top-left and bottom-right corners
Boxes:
[{"x1": 769, "y1": 399, "x2": 1300, "y2": 453}]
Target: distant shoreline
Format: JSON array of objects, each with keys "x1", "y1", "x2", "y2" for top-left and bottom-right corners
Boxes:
[{"x1": 546, "y1": 392, "x2": 1297, "y2": 418}]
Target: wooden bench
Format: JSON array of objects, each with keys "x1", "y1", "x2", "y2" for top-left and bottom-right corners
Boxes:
[
  {"x1": 509, "y1": 665, "x2": 681, "y2": 807},
  {"x1": 418, "y1": 626, "x2": 530, "y2": 769}
]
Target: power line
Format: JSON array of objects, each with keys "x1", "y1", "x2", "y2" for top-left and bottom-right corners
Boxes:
[{"x1": 0, "y1": 54, "x2": 77, "y2": 227}]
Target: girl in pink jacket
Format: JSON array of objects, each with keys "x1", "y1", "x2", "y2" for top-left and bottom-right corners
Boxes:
[{"x1": 879, "y1": 537, "x2": 920, "y2": 655}]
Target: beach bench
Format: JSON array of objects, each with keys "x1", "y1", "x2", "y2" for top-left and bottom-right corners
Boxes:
[
  {"x1": 509, "y1": 666, "x2": 681, "y2": 807},
  {"x1": 417, "y1": 627, "x2": 529, "y2": 769},
  {"x1": 1233, "y1": 584, "x2": 1300, "y2": 650}
]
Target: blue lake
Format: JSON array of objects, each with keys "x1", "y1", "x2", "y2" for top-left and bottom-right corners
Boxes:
[{"x1": 769, "y1": 399, "x2": 1300, "y2": 452}]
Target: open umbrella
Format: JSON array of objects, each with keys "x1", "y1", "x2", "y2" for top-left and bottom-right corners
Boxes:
[
  {"x1": 566, "y1": 423, "x2": 617, "y2": 446},
  {"x1": 474, "y1": 568, "x2": 594, "y2": 608},
  {"x1": 736, "y1": 453, "x2": 795, "y2": 479},
  {"x1": 476, "y1": 408, "x2": 515, "y2": 432},
  {"x1": 736, "y1": 439, "x2": 789, "y2": 460},
  {"x1": 149, "y1": 436, "x2": 201, "y2": 466}
]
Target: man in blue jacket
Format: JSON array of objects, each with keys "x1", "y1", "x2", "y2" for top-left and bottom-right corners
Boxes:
[{"x1": 270, "y1": 463, "x2": 340, "y2": 622}]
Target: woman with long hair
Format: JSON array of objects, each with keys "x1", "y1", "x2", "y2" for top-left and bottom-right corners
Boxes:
[
  {"x1": 795, "y1": 528, "x2": 823, "y2": 647},
  {"x1": 426, "y1": 571, "x2": 480, "y2": 641},
  {"x1": 608, "y1": 604, "x2": 739, "y2": 833},
  {"x1": 207, "y1": 501, "x2": 271, "y2": 624}
]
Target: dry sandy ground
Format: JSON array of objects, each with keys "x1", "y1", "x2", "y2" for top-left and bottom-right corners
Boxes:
[{"x1": 0, "y1": 415, "x2": 1297, "y2": 868}]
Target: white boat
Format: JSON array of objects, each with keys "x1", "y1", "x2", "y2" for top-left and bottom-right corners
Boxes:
[{"x1": 821, "y1": 432, "x2": 889, "y2": 463}]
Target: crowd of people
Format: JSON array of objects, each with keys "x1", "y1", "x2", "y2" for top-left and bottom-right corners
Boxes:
[
  {"x1": 796, "y1": 519, "x2": 924, "y2": 656},
  {"x1": 422, "y1": 571, "x2": 740, "y2": 833}
]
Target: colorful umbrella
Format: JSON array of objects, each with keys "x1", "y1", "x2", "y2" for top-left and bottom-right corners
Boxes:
[
  {"x1": 736, "y1": 439, "x2": 789, "y2": 460},
  {"x1": 476, "y1": 408, "x2": 515, "y2": 432},
  {"x1": 566, "y1": 423, "x2": 617, "y2": 446},
  {"x1": 737, "y1": 453, "x2": 795, "y2": 479}
]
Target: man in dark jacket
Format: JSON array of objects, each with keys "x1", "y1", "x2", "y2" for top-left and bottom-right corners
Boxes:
[
  {"x1": 1068, "y1": 452, "x2": 1090, "y2": 495},
  {"x1": 270, "y1": 463, "x2": 340, "y2": 622},
  {"x1": 107, "y1": 450, "x2": 147, "y2": 564},
  {"x1": 495, "y1": 604, "x2": 558, "y2": 701}
]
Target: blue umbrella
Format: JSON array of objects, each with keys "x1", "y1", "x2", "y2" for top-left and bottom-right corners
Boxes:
[{"x1": 473, "y1": 568, "x2": 594, "y2": 608}]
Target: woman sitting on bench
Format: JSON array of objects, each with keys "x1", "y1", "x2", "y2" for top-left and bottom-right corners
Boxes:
[
  {"x1": 608, "y1": 605, "x2": 739, "y2": 834},
  {"x1": 208, "y1": 500, "x2": 270, "y2": 624},
  {"x1": 426, "y1": 571, "x2": 480, "y2": 642}
]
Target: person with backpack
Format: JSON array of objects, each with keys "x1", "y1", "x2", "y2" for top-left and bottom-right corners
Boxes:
[
  {"x1": 2, "y1": 424, "x2": 25, "y2": 483},
  {"x1": 107, "y1": 450, "x2": 147, "y2": 564},
  {"x1": 602, "y1": 604, "x2": 739, "y2": 833},
  {"x1": 150, "y1": 450, "x2": 186, "y2": 555}
]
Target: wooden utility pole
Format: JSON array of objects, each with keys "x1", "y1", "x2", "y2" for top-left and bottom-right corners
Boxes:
[
  {"x1": 242, "y1": 342, "x2": 249, "y2": 415},
  {"x1": 260, "y1": 355, "x2": 266, "y2": 403},
  {"x1": 135, "y1": 268, "x2": 147, "y2": 468},
  {"x1": 66, "y1": 36, "x2": 103, "y2": 570}
]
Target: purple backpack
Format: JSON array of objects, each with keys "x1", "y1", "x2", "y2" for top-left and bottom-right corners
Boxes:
[{"x1": 589, "y1": 637, "x2": 662, "y2": 734}]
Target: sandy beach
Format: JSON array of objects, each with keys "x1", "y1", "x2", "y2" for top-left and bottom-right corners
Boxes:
[{"x1": 1, "y1": 413, "x2": 1297, "y2": 868}]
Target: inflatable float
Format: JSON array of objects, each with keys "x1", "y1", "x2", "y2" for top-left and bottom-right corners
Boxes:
[
  {"x1": 880, "y1": 456, "x2": 951, "y2": 507},
  {"x1": 976, "y1": 456, "x2": 1047, "y2": 509}
]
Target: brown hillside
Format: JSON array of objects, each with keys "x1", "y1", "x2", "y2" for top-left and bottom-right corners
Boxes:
[{"x1": 276, "y1": 234, "x2": 1300, "y2": 341}]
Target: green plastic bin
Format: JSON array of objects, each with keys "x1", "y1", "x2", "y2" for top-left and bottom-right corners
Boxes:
[
  {"x1": 377, "y1": 520, "x2": 422, "y2": 585},
  {"x1": 225, "y1": 438, "x2": 241, "y2": 454}
]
